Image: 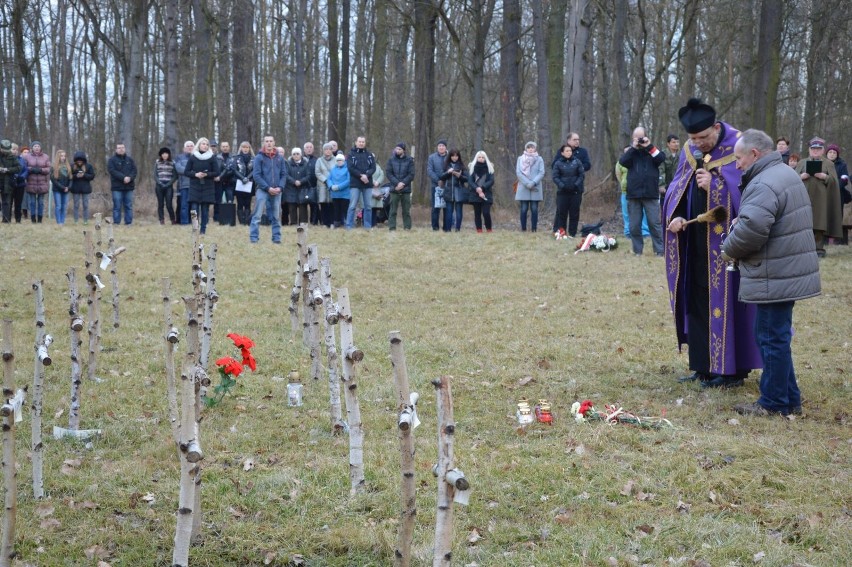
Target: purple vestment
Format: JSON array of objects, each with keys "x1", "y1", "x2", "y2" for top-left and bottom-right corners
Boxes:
[{"x1": 663, "y1": 122, "x2": 762, "y2": 375}]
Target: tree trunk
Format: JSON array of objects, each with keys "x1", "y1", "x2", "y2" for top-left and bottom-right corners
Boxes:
[
  {"x1": 327, "y1": 0, "x2": 340, "y2": 142},
  {"x1": 368, "y1": 0, "x2": 389, "y2": 152},
  {"x1": 500, "y1": 0, "x2": 522, "y2": 198},
  {"x1": 750, "y1": 0, "x2": 783, "y2": 133},
  {"x1": 11, "y1": 0, "x2": 37, "y2": 140},
  {"x1": 546, "y1": 0, "x2": 568, "y2": 144},
  {"x1": 414, "y1": 0, "x2": 438, "y2": 200},
  {"x1": 565, "y1": 0, "x2": 591, "y2": 136},
  {"x1": 290, "y1": 0, "x2": 308, "y2": 143},
  {"x1": 192, "y1": 0, "x2": 213, "y2": 137},
  {"x1": 531, "y1": 0, "x2": 552, "y2": 163},
  {"x1": 163, "y1": 0, "x2": 179, "y2": 150},
  {"x1": 337, "y1": 0, "x2": 351, "y2": 146},
  {"x1": 232, "y1": 0, "x2": 259, "y2": 145}
]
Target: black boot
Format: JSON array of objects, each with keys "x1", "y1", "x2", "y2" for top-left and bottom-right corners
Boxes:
[{"x1": 37, "y1": 215, "x2": 43, "y2": 223}]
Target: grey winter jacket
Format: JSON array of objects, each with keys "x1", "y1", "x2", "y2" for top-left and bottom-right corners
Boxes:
[{"x1": 722, "y1": 151, "x2": 820, "y2": 304}]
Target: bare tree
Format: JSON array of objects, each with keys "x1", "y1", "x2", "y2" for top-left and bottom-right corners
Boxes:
[{"x1": 413, "y1": 0, "x2": 438, "y2": 200}]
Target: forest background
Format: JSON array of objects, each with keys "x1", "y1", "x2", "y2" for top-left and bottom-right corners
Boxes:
[{"x1": 1, "y1": 0, "x2": 850, "y2": 204}]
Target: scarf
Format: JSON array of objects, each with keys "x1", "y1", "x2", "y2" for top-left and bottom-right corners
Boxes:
[
  {"x1": 520, "y1": 152, "x2": 539, "y2": 177},
  {"x1": 193, "y1": 148, "x2": 214, "y2": 160}
]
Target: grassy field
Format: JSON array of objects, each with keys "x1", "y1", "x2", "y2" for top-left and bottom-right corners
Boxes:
[{"x1": 0, "y1": 207, "x2": 850, "y2": 567}]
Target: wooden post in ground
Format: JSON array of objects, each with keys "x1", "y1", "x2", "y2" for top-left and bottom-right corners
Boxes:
[
  {"x1": 432, "y1": 375, "x2": 470, "y2": 567},
  {"x1": 297, "y1": 224, "x2": 310, "y2": 347},
  {"x1": 84, "y1": 228, "x2": 102, "y2": 382},
  {"x1": 67, "y1": 268, "x2": 84, "y2": 430},
  {"x1": 390, "y1": 331, "x2": 418, "y2": 567},
  {"x1": 305, "y1": 244, "x2": 322, "y2": 381},
  {"x1": 199, "y1": 243, "x2": 218, "y2": 372},
  {"x1": 104, "y1": 219, "x2": 125, "y2": 329},
  {"x1": 31, "y1": 281, "x2": 51, "y2": 499},
  {"x1": 319, "y1": 258, "x2": 344, "y2": 433},
  {"x1": 162, "y1": 278, "x2": 180, "y2": 446},
  {"x1": 172, "y1": 298, "x2": 203, "y2": 567},
  {"x1": 338, "y1": 287, "x2": 365, "y2": 494},
  {"x1": 1, "y1": 319, "x2": 24, "y2": 567}
]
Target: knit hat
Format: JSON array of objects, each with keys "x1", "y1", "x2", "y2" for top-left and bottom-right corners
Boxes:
[
  {"x1": 31, "y1": 140, "x2": 42, "y2": 148},
  {"x1": 159, "y1": 147, "x2": 172, "y2": 158},
  {"x1": 209, "y1": 139, "x2": 218, "y2": 146},
  {"x1": 395, "y1": 142, "x2": 406, "y2": 151},
  {"x1": 0, "y1": 139, "x2": 11, "y2": 151},
  {"x1": 808, "y1": 137, "x2": 825, "y2": 148},
  {"x1": 678, "y1": 98, "x2": 716, "y2": 133},
  {"x1": 437, "y1": 139, "x2": 447, "y2": 147},
  {"x1": 334, "y1": 154, "x2": 346, "y2": 162},
  {"x1": 826, "y1": 143, "x2": 840, "y2": 155}
]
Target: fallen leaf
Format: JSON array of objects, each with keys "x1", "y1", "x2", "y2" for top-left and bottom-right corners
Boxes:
[
  {"x1": 141, "y1": 493, "x2": 155, "y2": 504},
  {"x1": 129, "y1": 492, "x2": 142, "y2": 509},
  {"x1": 288, "y1": 555, "x2": 306, "y2": 566},
  {"x1": 97, "y1": 562, "x2": 112, "y2": 567},
  {"x1": 554, "y1": 511, "x2": 573, "y2": 525},
  {"x1": 620, "y1": 480, "x2": 636, "y2": 496},
  {"x1": 54, "y1": 408, "x2": 64, "y2": 419},
  {"x1": 35, "y1": 503, "x2": 55, "y2": 517},
  {"x1": 537, "y1": 359, "x2": 551, "y2": 370},
  {"x1": 85, "y1": 545, "x2": 111, "y2": 560},
  {"x1": 708, "y1": 491, "x2": 718, "y2": 503},
  {"x1": 517, "y1": 376, "x2": 534, "y2": 387},
  {"x1": 727, "y1": 418, "x2": 740, "y2": 425},
  {"x1": 467, "y1": 528, "x2": 482, "y2": 544},
  {"x1": 40, "y1": 518, "x2": 61, "y2": 529},
  {"x1": 263, "y1": 551, "x2": 276, "y2": 565},
  {"x1": 636, "y1": 524, "x2": 654, "y2": 535},
  {"x1": 676, "y1": 500, "x2": 691, "y2": 513},
  {"x1": 753, "y1": 550, "x2": 766, "y2": 563},
  {"x1": 228, "y1": 506, "x2": 245, "y2": 519},
  {"x1": 635, "y1": 492, "x2": 655, "y2": 501},
  {"x1": 243, "y1": 458, "x2": 255, "y2": 471}
]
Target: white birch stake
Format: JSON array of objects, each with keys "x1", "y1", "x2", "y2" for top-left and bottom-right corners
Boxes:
[
  {"x1": 297, "y1": 224, "x2": 310, "y2": 346},
  {"x1": 305, "y1": 245, "x2": 322, "y2": 381},
  {"x1": 67, "y1": 268, "x2": 83, "y2": 430},
  {"x1": 319, "y1": 258, "x2": 344, "y2": 433},
  {"x1": 162, "y1": 278, "x2": 180, "y2": 446},
  {"x1": 31, "y1": 281, "x2": 48, "y2": 500},
  {"x1": 104, "y1": 219, "x2": 124, "y2": 329},
  {"x1": 289, "y1": 266, "x2": 302, "y2": 334},
  {"x1": 390, "y1": 331, "x2": 417, "y2": 567},
  {"x1": 338, "y1": 287, "x2": 365, "y2": 493},
  {"x1": 432, "y1": 375, "x2": 469, "y2": 567},
  {"x1": 1, "y1": 319, "x2": 20, "y2": 566},
  {"x1": 199, "y1": 243, "x2": 218, "y2": 372},
  {"x1": 84, "y1": 229, "x2": 102, "y2": 382},
  {"x1": 172, "y1": 298, "x2": 202, "y2": 567}
]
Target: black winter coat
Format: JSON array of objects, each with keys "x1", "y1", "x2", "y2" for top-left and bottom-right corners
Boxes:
[
  {"x1": 552, "y1": 155, "x2": 585, "y2": 194},
  {"x1": 385, "y1": 154, "x2": 415, "y2": 194},
  {"x1": 285, "y1": 158, "x2": 312, "y2": 204},
  {"x1": 467, "y1": 167, "x2": 494, "y2": 203},
  {"x1": 70, "y1": 153, "x2": 95, "y2": 194},
  {"x1": 618, "y1": 145, "x2": 666, "y2": 199},
  {"x1": 185, "y1": 153, "x2": 222, "y2": 204},
  {"x1": 107, "y1": 153, "x2": 137, "y2": 192}
]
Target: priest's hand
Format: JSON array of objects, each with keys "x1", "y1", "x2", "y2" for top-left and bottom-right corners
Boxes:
[
  {"x1": 668, "y1": 217, "x2": 687, "y2": 233},
  {"x1": 695, "y1": 168, "x2": 711, "y2": 191}
]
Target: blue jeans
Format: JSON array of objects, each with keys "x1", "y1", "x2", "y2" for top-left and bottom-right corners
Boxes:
[
  {"x1": 431, "y1": 186, "x2": 442, "y2": 230},
  {"x1": 27, "y1": 193, "x2": 45, "y2": 218},
  {"x1": 346, "y1": 187, "x2": 372, "y2": 229},
  {"x1": 621, "y1": 193, "x2": 649, "y2": 237},
  {"x1": 250, "y1": 189, "x2": 282, "y2": 242},
  {"x1": 179, "y1": 187, "x2": 190, "y2": 224},
  {"x1": 191, "y1": 202, "x2": 210, "y2": 233},
  {"x1": 112, "y1": 190, "x2": 134, "y2": 224},
  {"x1": 754, "y1": 301, "x2": 800, "y2": 414},
  {"x1": 627, "y1": 198, "x2": 663, "y2": 254},
  {"x1": 53, "y1": 191, "x2": 69, "y2": 224},
  {"x1": 72, "y1": 193, "x2": 89, "y2": 222},
  {"x1": 453, "y1": 202, "x2": 464, "y2": 231},
  {"x1": 519, "y1": 200, "x2": 539, "y2": 231}
]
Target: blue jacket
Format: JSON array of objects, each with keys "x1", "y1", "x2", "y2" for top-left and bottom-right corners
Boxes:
[
  {"x1": 328, "y1": 164, "x2": 351, "y2": 200},
  {"x1": 252, "y1": 151, "x2": 287, "y2": 193}
]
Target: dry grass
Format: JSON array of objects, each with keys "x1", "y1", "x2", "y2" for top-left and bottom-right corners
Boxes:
[{"x1": 0, "y1": 211, "x2": 849, "y2": 566}]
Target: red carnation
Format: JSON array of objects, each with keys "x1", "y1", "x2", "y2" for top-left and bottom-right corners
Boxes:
[
  {"x1": 215, "y1": 356, "x2": 243, "y2": 377},
  {"x1": 578, "y1": 400, "x2": 595, "y2": 416},
  {"x1": 242, "y1": 352, "x2": 257, "y2": 372},
  {"x1": 227, "y1": 333, "x2": 255, "y2": 351}
]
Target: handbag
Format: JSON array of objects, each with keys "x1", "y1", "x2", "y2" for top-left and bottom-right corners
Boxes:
[
  {"x1": 433, "y1": 186, "x2": 445, "y2": 209},
  {"x1": 371, "y1": 187, "x2": 384, "y2": 200},
  {"x1": 299, "y1": 186, "x2": 318, "y2": 204}
]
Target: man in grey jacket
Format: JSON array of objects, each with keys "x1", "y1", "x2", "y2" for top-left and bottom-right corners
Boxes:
[
  {"x1": 174, "y1": 140, "x2": 194, "y2": 224},
  {"x1": 722, "y1": 129, "x2": 821, "y2": 417}
]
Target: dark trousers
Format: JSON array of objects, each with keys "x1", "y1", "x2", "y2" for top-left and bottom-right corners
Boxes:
[
  {"x1": 472, "y1": 202, "x2": 492, "y2": 230},
  {"x1": 11, "y1": 185, "x2": 25, "y2": 222},
  {"x1": 156, "y1": 184, "x2": 176, "y2": 223},
  {"x1": 1, "y1": 192, "x2": 10, "y2": 222},
  {"x1": 755, "y1": 301, "x2": 800, "y2": 413},
  {"x1": 319, "y1": 202, "x2": 334, "y2": 227},
  {"x1": 332, "y1": 198, "x2": 349, "y2": 227},
  {"x1": 554, "y1": 191, "x2": 582, "y2": 236},
  {"x1": 236, "y1": 192, "x2": 253, "y2": 224},
  {"x1": 287, "y1": 203, "x2": 308, "y2": 225}
]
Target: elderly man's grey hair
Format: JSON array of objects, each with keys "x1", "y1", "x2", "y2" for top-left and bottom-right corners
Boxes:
[{"x1": 736, "y1": 129, "x2": 774, "y2": 154}]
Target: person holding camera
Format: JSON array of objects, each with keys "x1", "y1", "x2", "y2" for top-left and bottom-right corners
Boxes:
[{"x1": 618, "y1": 127, "x2": 665, "y2": 255}]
